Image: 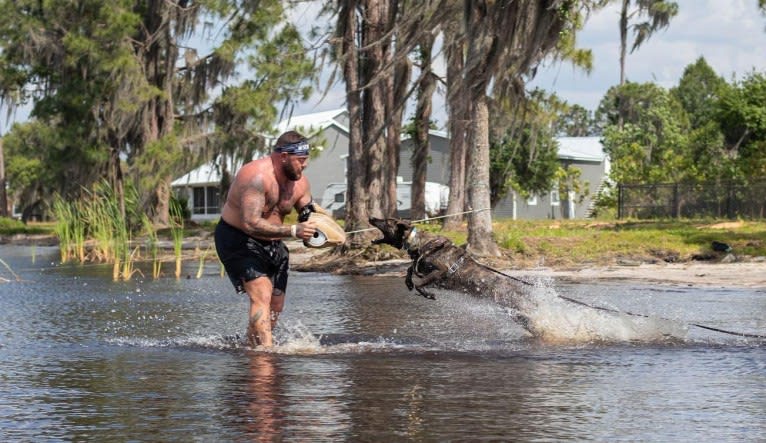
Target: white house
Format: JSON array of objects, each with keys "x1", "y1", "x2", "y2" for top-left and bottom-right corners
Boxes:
[{"x1": 172, "y1": 108, "x2": 609, "y2": 221}]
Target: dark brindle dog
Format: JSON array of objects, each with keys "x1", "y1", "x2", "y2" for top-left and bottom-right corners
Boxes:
[
  {"x1": 369, "y1": 217, "x2": 539, "y2": 332},
  {"x1": 369, "y1": 218, "x2": 766, "y2": 342}
]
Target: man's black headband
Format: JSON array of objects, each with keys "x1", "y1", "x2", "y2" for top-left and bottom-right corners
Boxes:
[{"x1": 274, "y1": 141, "x2": 310, "y2": 156}]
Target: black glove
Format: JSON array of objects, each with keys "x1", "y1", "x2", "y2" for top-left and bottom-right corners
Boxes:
[{"x1": 298, "y1": 202, "x2": 316, "y2": 222}]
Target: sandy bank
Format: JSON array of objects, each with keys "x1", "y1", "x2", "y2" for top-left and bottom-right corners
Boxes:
[
  {"x1": 501, "y1": 261, "x2": 766, "y2": 289},
  {"x1": 289, "y1": 242, "x2": 766, "y2": 289}
]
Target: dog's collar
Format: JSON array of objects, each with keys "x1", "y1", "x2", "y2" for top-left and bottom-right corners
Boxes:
[{"x1": 402, "y1": 227, "x2": 418, "y2": 251}]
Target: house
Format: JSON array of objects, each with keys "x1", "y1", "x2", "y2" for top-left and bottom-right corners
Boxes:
[
  {"x1": 171, "y1": 108, "x2": 350, "y2": 221},
  {"x1": 171, "y1": 156, "x2": 242, "y2": 221},
  {"x1": 493, "y1": 136, "x2": 609, "y2": 220},
  {"x1": 172, "y1": 108, "x2": 608, "y2": 221}
]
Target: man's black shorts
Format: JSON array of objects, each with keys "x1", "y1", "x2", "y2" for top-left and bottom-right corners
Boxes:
[{"x1": 214, "y1": 218, "x2": 289, "y2": 294}]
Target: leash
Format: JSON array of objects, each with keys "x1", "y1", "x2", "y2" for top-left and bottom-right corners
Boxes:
[
  {"x1": 345, "y1": 208, "x2": 491, "y2": 235},
  {"x1": 472, "y1": 258, "x2": 766, "y2": 340}
]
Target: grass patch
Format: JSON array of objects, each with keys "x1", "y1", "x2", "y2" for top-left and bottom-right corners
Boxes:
[
  {"x1": 0, "y1": 218, "x2": 54, "y2": 236},
  {"x1": 485, "y1": 218, "x2": 766, "y2": 266}
]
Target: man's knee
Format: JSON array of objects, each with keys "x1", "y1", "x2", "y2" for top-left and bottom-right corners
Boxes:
[
  {"x1": 271, "y1": 288, "x2": 285, "y2": 312},
  {"x1": 244, "y1": 277, "x2": 272, "y2": 304}
]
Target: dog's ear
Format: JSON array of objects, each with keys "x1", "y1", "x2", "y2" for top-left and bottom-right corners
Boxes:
[{"x1": 369, "y1": 217, "x2": 412, "y2": 249}]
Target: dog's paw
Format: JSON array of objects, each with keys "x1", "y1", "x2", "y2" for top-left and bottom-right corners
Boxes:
[
  {"x1": 405, "y1": 267, "x2": 415, "y2": 290},
  {"x1": 415, "y1": 287, "x2": 436, "y2": 300}
]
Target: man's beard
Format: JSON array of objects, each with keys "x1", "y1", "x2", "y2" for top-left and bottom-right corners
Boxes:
[{"x1": 284, "y1": 162, "x2": 302, "y2": 181}]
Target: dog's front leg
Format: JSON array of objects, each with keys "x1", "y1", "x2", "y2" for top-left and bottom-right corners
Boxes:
[
  {"x1": 406, "y1": 265, "x2": 438, "y2": 299},
  {"x1": 405, "y1": 265, "x2": 415, "y2": 291},
  {"x1": 406, "y1": 265, "x2": 437, "y2": 299},
  {"x1": 412, "y1": 270, "x2": 447, "y2": 299},
  {"x1": 415, "y1": 286, "x2": 437, "y2": 300}
]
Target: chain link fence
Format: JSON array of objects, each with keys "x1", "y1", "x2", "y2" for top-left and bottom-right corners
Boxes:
[{"x1": 617, "y1": 181, "x2": 766, "y2": 219}]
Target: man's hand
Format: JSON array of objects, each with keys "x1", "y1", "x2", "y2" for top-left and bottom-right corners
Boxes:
[{"x1": 295, "y1": 221, "x2": 317, "y2": 241}]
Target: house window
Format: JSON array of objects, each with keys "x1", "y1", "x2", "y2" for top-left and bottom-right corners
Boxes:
[
  {"x1": 193, "y1": 186, "x2": 220, "y2": 214},
  {"x1": 550, "y1": 189, "x2": 560, "y2": 206},
  {"x1": 193, "y1": 188, "x2": 205, "y2": 214},
  {"x1": 206, "y1": 187, "x2": 220, "y2": 213},
  {"x1": 334, "y1": 192, "x2": 345, "y2": 203},
  {"x1": 527, "y1": 195, "x2": 537, "y2": 206}
]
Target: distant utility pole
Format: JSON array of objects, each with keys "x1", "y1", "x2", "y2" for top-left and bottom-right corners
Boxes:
[{"x1": 0, "y1": 137, "x2": 7, "y2": 217}]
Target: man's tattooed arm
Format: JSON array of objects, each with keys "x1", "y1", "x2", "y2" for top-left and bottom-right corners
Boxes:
[{"x1": 239, "y1": 175, "x2": 292, "y2": 238}]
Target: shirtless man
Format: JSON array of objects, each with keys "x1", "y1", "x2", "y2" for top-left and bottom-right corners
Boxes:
[{"x1": 215, "y1": 130, "x2": 318, "y2": 347}]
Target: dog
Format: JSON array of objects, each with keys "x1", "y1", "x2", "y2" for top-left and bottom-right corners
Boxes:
[
  {"x1": 368, "y1": 218, "x2": 766, "y2": 342},
  {"x1": 369, "y1": 217, "x2": 538, "y2": 331}
]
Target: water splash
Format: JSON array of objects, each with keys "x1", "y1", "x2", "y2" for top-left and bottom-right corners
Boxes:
[
  {"x1": 272, "y1": 321, "x2": 324, "y2": 354},
  {"x1": 106, "y1": 334, "x2": 247, "y2": 350},
  {"x1": 499, "y1": 278, "x2": 688, "y2": 343},
  {"x1": 273, "y1": 321, "x2": 429, "y2": 354},
  {"x1": 106, "y1": 321, "x2": 432, "y2": 355}
]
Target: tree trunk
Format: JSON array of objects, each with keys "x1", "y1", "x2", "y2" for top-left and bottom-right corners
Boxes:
[
  {"x1": 461, "y1": 0, "x2": 498, "y2": 256},
  {"x1": 155, "y1": 178, "x2": 170, "y2": 225},
  {"x1": 411, "y1": 33, "x2": 436, "y2": 220},
  {"x1": 443, "y1": 28, "x2": 468, "y2": 231},
  {"x1": 384, "y1": 0, "x2": 406, "y2": 218},
  {"x1": 159, "y1": 22, "x2": 178, "y2": 224},
  {"x1": 619, "y1": 0, "x2": 629, "y2": 86},
  {"x1": 618, "y1": 0, "x2": 629, "y2": 129},
  {"x1": 466, "y1": 95, "x2": 499, "y2": 256},
  {"x1": 342, "y1": 1, "x2": 369, "y2": 243},
  {"x1": 0, "y1": 138, "x2": 8, "y2": 217},
  {"x1": 361, "y1": 0, "x2": 388, "y2": 220}
]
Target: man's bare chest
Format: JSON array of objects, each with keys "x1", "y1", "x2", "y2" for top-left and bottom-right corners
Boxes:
[{"x1": 262, "y1": 183, "x2": 296, "y2": 217}]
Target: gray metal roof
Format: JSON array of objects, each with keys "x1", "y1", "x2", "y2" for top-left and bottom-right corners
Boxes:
[{"x1": 556, "y1": 136, "x2": 605, "y2": 162}]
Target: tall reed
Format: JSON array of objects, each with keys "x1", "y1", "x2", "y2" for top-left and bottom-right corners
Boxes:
[
  {"x1": 112, "y1": 182, "x2": 140, "y2": 281},
  {"x1": 143, "y1": 214, "x2": 162, "y2": 279},
  {"x1": 82, "y1": 185, "x2": 116, "y2": 263},
  {"x1": 51, "y1": 197, "x2": 72, "y2": 263},
  {"x1": 170, "y1": 202, "x2": 184, "y2": 279},
  {"x1": 81, "y1": 180, "x2": 140, "y2": 280},
  {"x1": 51, "y1": 196, "x2": 86, "y2": 263},
  {"x1": 196, "y1": 244, "x2": 213, "y2": 279}
]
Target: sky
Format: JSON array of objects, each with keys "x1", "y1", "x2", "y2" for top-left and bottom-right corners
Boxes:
[
  {"x1": 292, "y1": 0, "x2": 766, "y2": 128},
  {"x1": 530, "y1": 0, "x2": 766, "y2": 111}
]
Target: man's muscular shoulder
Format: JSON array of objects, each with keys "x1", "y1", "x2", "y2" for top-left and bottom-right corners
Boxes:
[
  {"x1": 241, "y1": 157, "x2": 272, "y2": 176},
  {"x1": 237, "y1": 159, "x2": 275, "y2": 187}
]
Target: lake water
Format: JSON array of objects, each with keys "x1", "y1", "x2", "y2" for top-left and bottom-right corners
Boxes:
[{"x1": 1, "y1": 245, "x2": 764, "y2": 441}]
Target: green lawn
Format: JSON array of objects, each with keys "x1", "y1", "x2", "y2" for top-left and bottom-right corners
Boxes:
[
  {"x1": 0, "y1": 218, "x2": 55, "y2": 236},
  {"x1": 489, "y1": 218, "x2": 766, "y2": 266}
]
